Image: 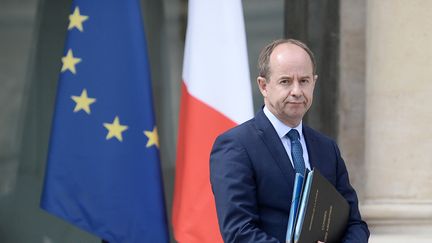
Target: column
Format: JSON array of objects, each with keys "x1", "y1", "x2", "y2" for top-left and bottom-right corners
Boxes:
[{"x1": 364, "y1": 0, "x2": 432, "y2": 241}]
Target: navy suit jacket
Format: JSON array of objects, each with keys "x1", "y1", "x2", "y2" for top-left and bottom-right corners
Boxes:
[{"x1": 210, "y1": 109, "x2": 369, "y2": 242}]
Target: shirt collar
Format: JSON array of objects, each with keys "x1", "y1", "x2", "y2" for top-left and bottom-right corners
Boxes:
[{"x1": 263, "y1": 106, "x2": 303, "y2": 139}]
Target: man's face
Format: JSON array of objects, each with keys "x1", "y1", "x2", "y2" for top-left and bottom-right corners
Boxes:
[{"x1": 257, "y1": 43, "x2": 317, "y2": 127}]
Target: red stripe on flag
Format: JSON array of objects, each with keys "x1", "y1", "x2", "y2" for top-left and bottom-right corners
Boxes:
[{"x1": 173, "y1": 82, "x2": 236, "y2": 243}]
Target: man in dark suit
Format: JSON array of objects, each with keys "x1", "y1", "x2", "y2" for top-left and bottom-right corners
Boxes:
[{"x1": 210, "y1": 39, "x2": 369, "y2": 242}]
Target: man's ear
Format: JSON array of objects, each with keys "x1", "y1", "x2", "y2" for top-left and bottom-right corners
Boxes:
[
  {"x1": 312, "y1": 74, "x2": 318, "y2": 88},
  {"x1": 257, "y1": 76, "x2": 267, "y2": 97}
]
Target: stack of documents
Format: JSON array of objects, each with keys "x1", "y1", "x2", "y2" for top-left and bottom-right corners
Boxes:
[{"x1": 285, "y1": 169, "x2": 349, "y2": 243}]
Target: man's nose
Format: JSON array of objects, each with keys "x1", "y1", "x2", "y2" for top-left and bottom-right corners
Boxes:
[{"x1": 290, "y1": 81, "x2": 302, "y2": 96}]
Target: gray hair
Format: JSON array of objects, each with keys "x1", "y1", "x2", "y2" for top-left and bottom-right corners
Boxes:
[{"x1": 257, "y1": 39, "x2": 317, "y2": 80}]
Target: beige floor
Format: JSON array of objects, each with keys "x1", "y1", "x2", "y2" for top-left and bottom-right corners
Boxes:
[{"x1": 370, "y1": 234, "x2": 432, "y2": 243}]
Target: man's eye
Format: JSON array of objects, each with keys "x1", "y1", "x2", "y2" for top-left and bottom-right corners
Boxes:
[
  {"x1": 301, "y1": 79, "x2": 309, "y2": 84},
  {"x1": 280, "y1": 80, "x2": 288, "y2": 84}
]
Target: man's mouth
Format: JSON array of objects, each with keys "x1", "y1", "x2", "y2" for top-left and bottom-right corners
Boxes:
[{"x1": 287, "y1": 101, "x2": 303, "y2": 105}]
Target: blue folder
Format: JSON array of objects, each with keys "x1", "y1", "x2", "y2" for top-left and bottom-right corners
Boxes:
[
  {"x1": 293, "y1": 170, "x2": 314, "y2": 242},
  {"x1": 285, "y1": 173, "x2": 305, "y2": 243}
]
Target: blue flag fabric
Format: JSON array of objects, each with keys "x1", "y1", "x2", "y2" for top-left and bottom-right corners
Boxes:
[{"x1": 40, "y1": 1, "x2": 169, "y2": 242}]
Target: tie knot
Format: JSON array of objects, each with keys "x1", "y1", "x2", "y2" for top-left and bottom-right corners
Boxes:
[{"x1": 287, "y1": 129, "x2": 300, "y2": 141}]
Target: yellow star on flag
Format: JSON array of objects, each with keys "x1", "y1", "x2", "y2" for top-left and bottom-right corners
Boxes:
[
  {"x1": 61, "y1": 49, "x2": 81, "y2": 74},
  {"x1": 71, "y1": 89, "x2": 96, "y2": 114},
  {"x1": 103, "y1": 116, "x2": 128, "y2": 142},
  {"x1": 68, "y1": 7, "x2": 89, "y2": 32},
  {"x1": 144, "y1": 127, "x2": 159, "y2": 148}
]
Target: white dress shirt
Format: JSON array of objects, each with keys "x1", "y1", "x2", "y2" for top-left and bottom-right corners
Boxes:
[{"x1": 263, "y1": 106, "x2": 311, "y2": 170}]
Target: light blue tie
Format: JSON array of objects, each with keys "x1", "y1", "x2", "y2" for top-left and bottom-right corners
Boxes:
[{"x1": 287, "y1": 129, "x2": 306, "y2": 176}]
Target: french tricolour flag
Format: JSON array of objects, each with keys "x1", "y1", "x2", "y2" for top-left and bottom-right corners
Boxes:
[{"x1": 172, "y1": 0, "x2": 254, "y2": 242}]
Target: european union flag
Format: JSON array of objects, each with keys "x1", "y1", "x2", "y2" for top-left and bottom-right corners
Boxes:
[{"x1": 40, "y1": 1, "x2": 169, "y2": 242}]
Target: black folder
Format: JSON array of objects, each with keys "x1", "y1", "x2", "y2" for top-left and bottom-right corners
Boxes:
[{"x1": 291, "y1": 169, "x2": 349, "y2": 243}]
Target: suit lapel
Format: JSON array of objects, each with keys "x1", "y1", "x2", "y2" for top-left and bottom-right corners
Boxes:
[
  {"x1": 303, "y1": 125, "x2": 319, "y2": 170},
  {"x1": 254, "y1": 110, "x2": 295, "y2": 183}
]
